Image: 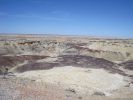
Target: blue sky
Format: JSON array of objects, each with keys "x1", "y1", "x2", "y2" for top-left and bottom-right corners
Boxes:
[{"x1": 0, "y1": 0, "x2": 133, "y2": 38}]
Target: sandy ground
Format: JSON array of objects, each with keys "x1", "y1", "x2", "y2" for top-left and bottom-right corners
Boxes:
[
  {"x1": 0, "y1": 35, "x2": 133, "y2": 100},
  {"x1": 16, "y1": 66, "x2": 130, "y2": 96},
  {"x1": 1, "y1": 76, "x2": 133, "y2": 100}
]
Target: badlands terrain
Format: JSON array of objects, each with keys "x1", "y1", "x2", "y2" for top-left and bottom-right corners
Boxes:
[{"x1": 0, "y1": 34, "x2": 133, "y2": 100}]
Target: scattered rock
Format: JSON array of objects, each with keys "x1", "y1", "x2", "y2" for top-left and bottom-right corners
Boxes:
[
  {"x1": 78, "y1": 96, "x2": 82, "y2": 99},
  {"x1": 92, "y1": 92, "x2": 105, "y2": 96},
  {"x1": 65, "y1": 88, "x2": 76, "y2": 94}
]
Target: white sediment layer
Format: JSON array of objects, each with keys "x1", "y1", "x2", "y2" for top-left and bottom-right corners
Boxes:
[{"x1": 16, "y1": 66, "x2": 127, "y2": 96}]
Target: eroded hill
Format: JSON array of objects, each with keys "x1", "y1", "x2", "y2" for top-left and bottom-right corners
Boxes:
[
  {"x1": 0, "y1": 35, "x2": 133, "y2": 62},
  {"x1": 0, "y1": 35, "x2": 133, "y2": 100}
]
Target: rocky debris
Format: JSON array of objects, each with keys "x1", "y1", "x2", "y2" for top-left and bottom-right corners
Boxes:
[
  {"x1": 92, "y1": 92, "x2": 105, "y2": 96},
  {"x1": 65, "y1": 88, "x2": 76, "y2": 94},
  {"x1": 0, "y1": 36, "x2": 133, "y2": 61}
]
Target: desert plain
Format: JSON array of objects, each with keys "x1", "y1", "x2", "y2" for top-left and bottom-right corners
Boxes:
[{"x1": 0, "y1": 34, "x2": 133, "y2": 100}]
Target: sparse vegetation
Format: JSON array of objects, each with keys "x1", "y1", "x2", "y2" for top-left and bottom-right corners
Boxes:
[
  {"x1": 126, "y1": 52, "x2": 130, "y2": 57},
  {"x1": 4, "y1": 42, "x2": 10, "y2": 45},
  {"x1": 0, "y1": 35, "x2": 133, "y2": 100}
]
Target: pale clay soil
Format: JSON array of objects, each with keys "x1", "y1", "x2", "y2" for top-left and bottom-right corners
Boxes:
[{"x1": 16, "y1": 66, "x2": 133, "y2": 97}]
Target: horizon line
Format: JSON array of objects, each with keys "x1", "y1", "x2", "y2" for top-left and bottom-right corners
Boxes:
[{"x1": 0, "y1": 33, "x2": 133, "y2": 39}]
